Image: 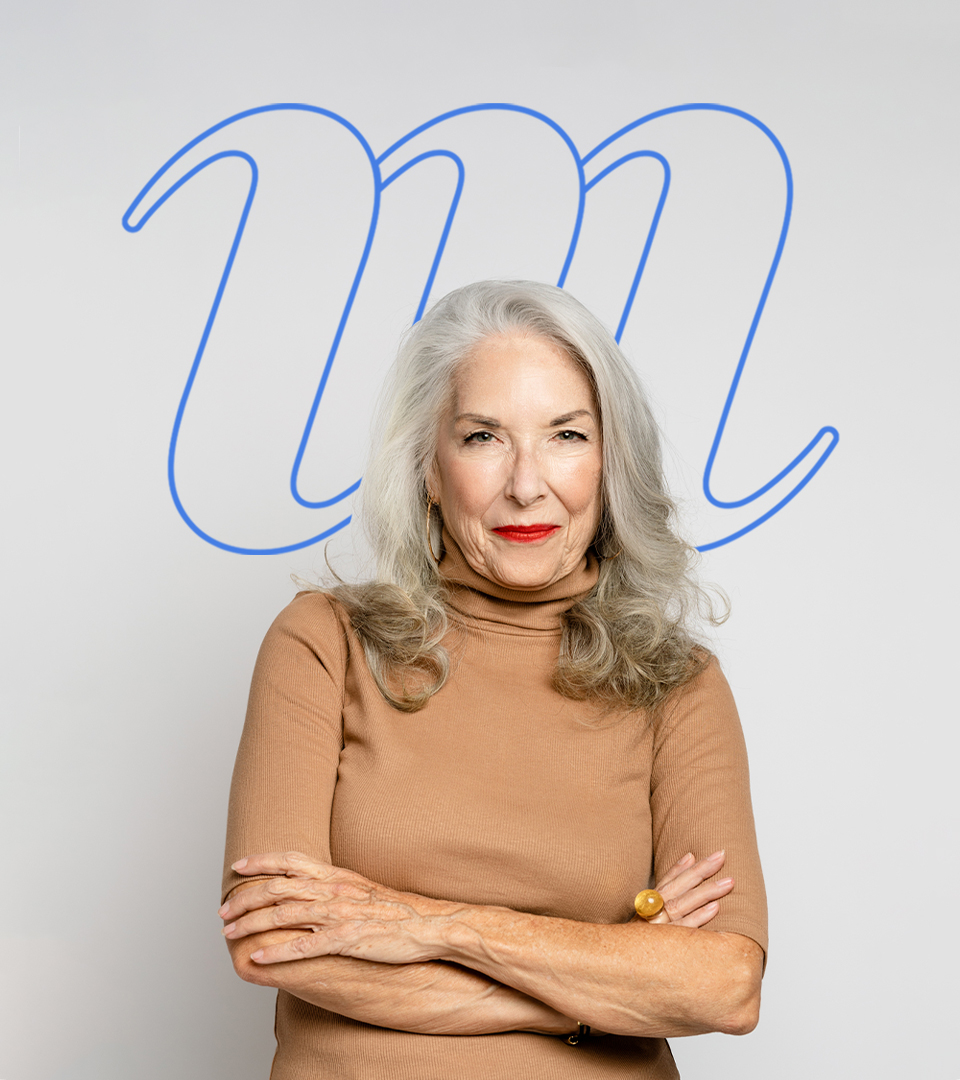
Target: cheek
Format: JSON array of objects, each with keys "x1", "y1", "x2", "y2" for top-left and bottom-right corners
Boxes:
[
  {"x1": 436, "y1": 457, "x2": 496, "y2": 523},
  {"x1": 561, "y1": 459, "x2": 603, "y2": 517}
]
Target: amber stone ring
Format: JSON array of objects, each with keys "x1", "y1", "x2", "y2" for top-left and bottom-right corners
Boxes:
[{"x1": 634, "y1": 889, "x2": 666, "y2": 920}]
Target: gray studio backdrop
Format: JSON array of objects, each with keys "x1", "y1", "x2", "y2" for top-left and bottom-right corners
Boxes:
[{"x1": 2, "y1": 2, "x2": 957, "y2": 1078}]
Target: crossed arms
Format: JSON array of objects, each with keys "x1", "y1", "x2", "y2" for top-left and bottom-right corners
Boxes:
[{"x1": 221, "y1": 849, "x2": 762, "y2": 1039}]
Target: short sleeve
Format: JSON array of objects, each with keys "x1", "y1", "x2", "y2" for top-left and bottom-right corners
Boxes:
[
  {"x1": 649, "y1": 657, "x2": 768, "y2": 963},
  {"x1": 221, "y1": 592, "x2": 350, "y2": 904}
]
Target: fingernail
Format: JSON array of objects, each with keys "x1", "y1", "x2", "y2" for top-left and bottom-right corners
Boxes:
[
  {"x1": 250, "y1": 949, "x2": 264, "y2": 962},
  {"x1": 218, "y1": 905, "x2": 228, "y2": 917},
  {"x1": 222, "y1": 922, "x2": 237, "y2": 936},
  {"x1": 709, "y1": 849, "x2": 724, "y2": 860},
  {"x1": 232, "y1": 858, "x2": 248, "y2": 871},
  {"x1": 681, "y1": 852, "x2": 694, "y2": 863},
  {"x1": 717, "y1": 877, "x2": 733, "y2": 887},
  {"x1": 705, "y1": 901, "x2": 719, "y2": 911}
]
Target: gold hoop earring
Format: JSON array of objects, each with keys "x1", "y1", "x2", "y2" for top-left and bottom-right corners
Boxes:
[{"x1": 426, "y1": 496, "x2": 441, "y2": 565}]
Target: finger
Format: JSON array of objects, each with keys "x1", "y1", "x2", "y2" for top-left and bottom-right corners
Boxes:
[
  {"x1": 247, "y1": 918, "x2": 433, "y2": 966},
  {"x1": 641, "y1": 866, "x2": 733, "y2": 926},
  {"x1": 663, "y1": 877, "x2": 734, "y2": 924},
  {"x1": 230, "y1": 851, "x2": 333, "y2": 879},
  {"x1": 656, "y1": 850, "x2": 725, "y2": 901},
  {"x1": 223, "y1": 899, "x2": 339, "y2": 940},
  {"x1": 658, "y1": 850, "x2": 725, "y2": 895},
  {"x1": 220, "y1": 875, "x2": 369, "y2": 921},
  {"x1": 655, "y1": 852, "x2": 695, "y2": 890},
  {"x1": 248, "y1": 928, "x2": 345, "y2": 965},
  {"x1": 221, "y1": 877, "x2": 317, "y2": 920},
  {"x1": 673, "y1": 900, "x2": 721, "y2": 929},
  {"x1": 224, "y1": 884, "x2": 413, "y2": 940}
]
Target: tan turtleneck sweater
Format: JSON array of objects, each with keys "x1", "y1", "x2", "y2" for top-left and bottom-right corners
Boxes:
[{"x1": 222, "y1": 542, "x2": 767, "y2": 1079}]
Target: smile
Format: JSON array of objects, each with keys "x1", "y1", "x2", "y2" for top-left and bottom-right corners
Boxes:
[{"x1": 491, "y1": 525, "x2": 561, "y2": 544}]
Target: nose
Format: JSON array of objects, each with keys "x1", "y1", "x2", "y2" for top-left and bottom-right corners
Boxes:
[{"x1": 505, "y1": 445, "x2": 546, "y2": 507}]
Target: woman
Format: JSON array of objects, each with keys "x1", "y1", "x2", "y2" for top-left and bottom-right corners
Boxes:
[{"x1": 219, "y1": 280, "x2": 766, "y2": 1079}]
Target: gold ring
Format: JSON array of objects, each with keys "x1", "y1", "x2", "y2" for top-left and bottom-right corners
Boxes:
[{"x1": 634, "y1": 889, "x2": 665, "y2": 920}]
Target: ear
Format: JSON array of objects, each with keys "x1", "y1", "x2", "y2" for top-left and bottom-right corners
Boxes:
[{"x1": 424, "y1": 458, "x2": 440, "y2": 501}]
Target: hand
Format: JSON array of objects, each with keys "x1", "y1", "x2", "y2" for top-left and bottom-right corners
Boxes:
[
  {"x1": 640, "y1": 850, "x2": 734, "y2": 927},
  {"x1": 220, "y1": 851, "x2": 459, "y2": 966}
]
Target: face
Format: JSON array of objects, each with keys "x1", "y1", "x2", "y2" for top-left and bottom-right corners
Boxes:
[{"x1": 427, "y1": 332, "x2": 603, "y2": 591}]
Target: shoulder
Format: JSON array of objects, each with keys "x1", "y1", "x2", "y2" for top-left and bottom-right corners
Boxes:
[
  {"x1": 256, "y1": 589, "x2": 356, "y2": 677},
  {"x1": 652, "y1": 653, "x2": 743, "y2": 746},
  {"x1": 670, "y1": 650, "x2": 733, "y2": 703},
  {"x1": 677, "y1": 651, "x2": 734, "y2": 705}
]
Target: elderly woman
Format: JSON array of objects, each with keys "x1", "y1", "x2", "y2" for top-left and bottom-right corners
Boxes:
[{"x1": 219, "y1": 280, "x2": 766, "y2": 1079}]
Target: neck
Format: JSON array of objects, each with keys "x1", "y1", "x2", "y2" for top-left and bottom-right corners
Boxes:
[{"x1": 437, "y1": 529, "x2": 600, "y2": 630}]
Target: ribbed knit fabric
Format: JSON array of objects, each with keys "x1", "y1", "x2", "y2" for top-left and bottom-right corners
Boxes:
[{"x1": 222, "y1": 540, "x2": 767, "y2": 1079}]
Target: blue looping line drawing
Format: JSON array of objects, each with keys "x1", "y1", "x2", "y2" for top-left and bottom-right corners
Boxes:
[
  {"x1": 123, "y1": 100, "x2": 838, "y2": 555},
  {"x1": 380, "y1": 150, "x2": 466, "y2": 324},
  {"x1": 123, "y1": 104, "x2": 380, "y2": 554},
  {"x1": 583, "y1": 104, "x2": 840, "y2": 549},
  {"x1": 376, "y1": 102, "x2": 586, "y2": 290},
  {"x1": 582, "y1": 150, "x2": 671, "y2": 345}
]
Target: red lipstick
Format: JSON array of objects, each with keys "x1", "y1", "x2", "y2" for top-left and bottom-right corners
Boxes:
[{"x1": 492, "y1": 524, "x2": 560, "y2": 544}]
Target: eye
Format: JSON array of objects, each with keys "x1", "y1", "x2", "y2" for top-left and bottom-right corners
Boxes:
[
  {"x1": 554, "y1": 429, "x2": 588, "y2": 442},
  {"x1": 463, "y1": 430, "x2": 496, "y2": 444}
]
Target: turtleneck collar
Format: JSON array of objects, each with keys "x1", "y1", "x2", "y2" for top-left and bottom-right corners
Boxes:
[{"x1": 437, "y1": 529, "x2": 600, "y2": 631}]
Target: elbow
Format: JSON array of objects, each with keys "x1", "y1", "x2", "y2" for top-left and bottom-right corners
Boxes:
[
  {"x1": 714, "y1": 964, "x2": 762, "y2": 1036},
  {"x1": 227, "y1": 937, "x2": 277, "y2": 988},
  {"x1": 718, "y1": 991, "x2": 760, "y2": 1036},
  {"x1": 226, "y1": 927, "x2": 313, "y2": 987}
]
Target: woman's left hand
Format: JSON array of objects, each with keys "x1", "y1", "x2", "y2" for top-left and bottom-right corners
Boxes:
[
  {"x1": 641, "y1": 850, "x2": 735, "y2": 927},
  {"x1": 220, "y1": 851, "x2": 459, "y2": 966}
]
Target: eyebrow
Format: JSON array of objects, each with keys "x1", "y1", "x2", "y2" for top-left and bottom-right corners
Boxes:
[
  {"x1": 548, "y1": 410, "x2": 594, "y2": 426},
  {"x1": 453, "y1": 409, "x2": 595, "y2": 427},
  {"x1": 454, "y1": 413, "x2": 501, "y2": 427}
]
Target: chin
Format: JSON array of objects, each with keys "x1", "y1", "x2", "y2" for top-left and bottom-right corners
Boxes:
[{"x1": 489, "y1": 562, "x2": 560, "y2": 590}]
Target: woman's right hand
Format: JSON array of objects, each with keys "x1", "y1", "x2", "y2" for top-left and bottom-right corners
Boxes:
[{"x1": 640, "y1": 850, "x2": 734, "y2": 927}]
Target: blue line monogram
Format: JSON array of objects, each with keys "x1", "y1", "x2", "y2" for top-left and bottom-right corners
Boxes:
[{"x1": 123, "y1": 102, "x2": 838, "y2": 555}]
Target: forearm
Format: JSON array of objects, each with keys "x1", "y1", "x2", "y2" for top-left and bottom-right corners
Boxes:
[
  {"x1": 222, "y1": 855, "x2": 761, "y2": 1039},
  {"x1": 228, "y1": 930, "x2": 574, "y2": 1036},
  {"x1": 438, "y1": 907, "x2": 763, "y2": 1038}
]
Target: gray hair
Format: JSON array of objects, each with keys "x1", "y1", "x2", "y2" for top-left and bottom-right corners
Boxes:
[{"x1": 332, "y1": 280, "x2": 723, "y2": 713}]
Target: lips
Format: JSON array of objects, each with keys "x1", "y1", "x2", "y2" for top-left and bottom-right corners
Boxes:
[{"x1": 492, "y1": 524, "x2": 560, "y2": 544}]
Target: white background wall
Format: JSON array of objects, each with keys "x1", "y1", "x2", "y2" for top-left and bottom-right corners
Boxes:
[{"x1": 2, "y1": 2, "x2": 957, "y2": 1077}]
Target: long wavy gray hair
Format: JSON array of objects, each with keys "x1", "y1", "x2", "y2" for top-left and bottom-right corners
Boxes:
[{"x1": 331, "y1": 280, "x2": 723, "y2": 713}]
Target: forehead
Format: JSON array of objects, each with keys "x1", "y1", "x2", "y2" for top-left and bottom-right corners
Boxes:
[{"x1": 451, "y1": 333, "x2": 597, "y2": 410}]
